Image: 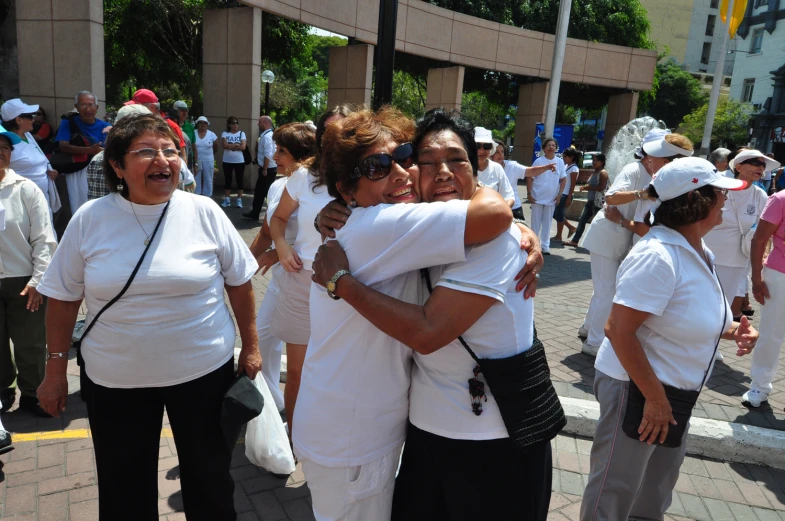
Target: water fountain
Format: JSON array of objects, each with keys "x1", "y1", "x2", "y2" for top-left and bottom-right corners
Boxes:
[{"x1": 605, "y1": 117, "x2": 668, "y2": 183}]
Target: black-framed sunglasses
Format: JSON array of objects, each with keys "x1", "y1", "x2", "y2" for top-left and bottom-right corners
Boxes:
[
  {"x1": 476, "y1": 143, "x2": 494, "y2": 151},
  {"x1": 352, "y1": 143, "x2": 415, "y2": 180},
  {"x1": 18, "y1": 113, "x2": 34, "y2": 120},
  {"x1": 742, "y1": 159, "x2": 766, "y2": 168}
]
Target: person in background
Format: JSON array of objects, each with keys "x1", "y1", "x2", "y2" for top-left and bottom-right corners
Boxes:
[
  {"x1": 172, "y1": 101, "x2": 197, "y2": 176},
  {"x1": 763, "y1": 153, "x2": 776, "y2": 194},
  {"x1": 0, "y1": 127, "x2": 57, "y2": 418},
  {"x1": 527, "y1": 137, "x2": 566, "y2": 254},
  {"x1": 565, "y1": 153, "x2": 608, "y2": 248},
  {"x1": 32, "y1": 107, "x2": 54, "y2": 153},
  {"x1": 193, "y1": 116, "x2": 218, "y2": 196},
  {"x1": 243, "y1": 115, "x2": 276, "y2": 221},
  {"x1": 491, "y1": 140, "x2": 555, "y2": 221},
  {"x1": 473, "y1": 127, "x2": 515, "y2": 207},
  {"x1": 173, "y1": 101, "x2": 195, "y2": 145},
  {"x1": 221, "y1": 116, "x2": 247, "y2": 209},
  {"x1": 131, "y1": 89, "x2": 187, "y2": 163},
  {"x1": 709, "y1": 148, "x2": 732, "y2": 178},
  {"x1": 552, "y1": 148, "x2": 580, "y2": 242}
]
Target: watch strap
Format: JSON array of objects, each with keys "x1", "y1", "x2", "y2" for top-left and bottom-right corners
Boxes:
[{"x1": 327, "y1": 269, "x2": 350, "y2": 300}]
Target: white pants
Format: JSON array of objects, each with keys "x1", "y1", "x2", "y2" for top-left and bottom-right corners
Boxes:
[
  {"x1": 301, "y1": 444, "x2": 402, "y2": 521},
  {"x1": 256, "y1": 273, "x2": 285, "y2": 412},
  {"x1": 715, "y1": 265, "x2": 747, "y2": 307},
  {"x1": 196, "y1": 157, "x2": 214, "y2": 196},
  {"x1": 751, "y1": 267, "x2": 785, "y2": 394},
  {"x1": 530, "y1": 203, "x2": 555, "y2": 252},
  {"x1": 583, "y1": 254, "x2": 621, "y2": 347},
  {"x1": 66, "y1": 167, "x2": 89, "y2": 213}
]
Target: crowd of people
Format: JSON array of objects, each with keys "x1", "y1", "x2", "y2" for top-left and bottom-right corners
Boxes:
[{"x1": 0, "y1": 86, "x2": 779, "y2": 521}]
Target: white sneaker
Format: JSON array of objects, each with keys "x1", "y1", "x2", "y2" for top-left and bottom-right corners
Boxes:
[
  {"x1": 742, "y1": 389, "x2": 769, "y2": 408},
  {"x1": 221, "y1": 197, "x2": 231, "y2": 208},
  {"x1": 715, "y1": 351, "x2": 724, "y2": 362},
  {"x1": 578, "y1": 326, "x2": 588, "y2": 340},
  {"x1": 581, "y1": 341, "x2": 600, "y2": 357},
  {"x1": 236, "y1": 198, "x2": 243, "y2": 208}
]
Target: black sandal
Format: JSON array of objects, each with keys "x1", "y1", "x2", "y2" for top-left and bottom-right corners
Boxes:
[{"x1": 742, "y1": 309, "x2": 755, "y2": 317}]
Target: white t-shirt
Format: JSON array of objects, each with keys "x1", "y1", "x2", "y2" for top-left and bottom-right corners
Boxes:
[
  {"x1": 581, "y1": 161, "x2": 651, "y2": 260},
  {"x1": 266, "y1": 177, "x2": 298, "y2": 281},
  {"x1": 594, "y1": 226, "x2": 732, "y2": 390},
  {"x1": 9, "y1": 133, "x2": 49, "y2": 199},
  {"x1": 195, "y1": 130, "x2": 218, "y2": 163},
  {"x1": 293, "y1": 200, "x2": 470, "y2": 467},
  {"x1": 704, "y1": 186, "x2": 768, "y2": 268},
  {"x1": 478, "y1": 162, "x2": 515, "y2": 202},
  {"x1": 409, "y1": 225, "x2": 534, "y2": 440},
  {"x1": 221, "y1": 131, "x2": 246, "y2": 164},
  {"x1": 279, "y1": 167, "x2": 332, "y2": 271},
  {"x1": 562, "y1": 163, "x2": 579, "y2": 196},
  {"x1": 37, "y1": 190, "x2": 258, "y2": 388},
  {"x1": 502, "y1": 160, "x2": 527, "y2": 209},
  {"x1": 179, "y1": 159, "x2": 195, "y2": 188},
  {"x1": 530, "y1": 156, "x2": 566, "y2": 205}
]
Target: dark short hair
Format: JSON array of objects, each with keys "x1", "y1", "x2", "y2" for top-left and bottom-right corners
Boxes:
[
  {"x1": 413, "y1": 108, "x2": 479, "y2": 176},
  {"x1": 541, "y1": 137, "x2": 557, "y2": 149},
  {"x1": 320, "y1": 106, "x2": 415, "y2": 199},
  {"x1": 2, "y1": 117, "x2": 20, "y2": 132},
  {"x1": 593, "y1": 153, "x2": 606, "y2": 167},
  {"x1": 648, "y1": 184, "x2": 719, "y2": 228},
  {"x1": 273, "y1": 123, "x2": 316, "y2": 163},
  {"x1": 103, "y1": 113, "x2": 178, "y2": 196},
  {"x1": 562, "y1": 148, "x2": 581, "y2": 164},
  {"x1": 226, "y1": 116, "x2": 239, "y2": 132}
]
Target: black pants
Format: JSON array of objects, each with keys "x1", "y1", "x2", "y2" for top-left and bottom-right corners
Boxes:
[
  {"x1": 572, "y1": 201, "x2": 600, "y2": 243},
  {"x1": 223, "y1": 162, "x2": 246, "y2": 191},
  {"x1": 84, "y1": 359, "x2": 236, "y2": 521},
  {"x1": 0, "y1": 277, "x2": 46, "y2": 398},
  {"x1": 391, "y1": 423, "x2": 552, "y2": 521},
  {"x1": 512, "y1": 206, "x2": 525, "y2": 221},
  {"x1": 249, "y1": 167, "x2": 278, "y2": 218}
]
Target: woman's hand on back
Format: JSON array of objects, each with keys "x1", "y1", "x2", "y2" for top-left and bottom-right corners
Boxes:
[
  {"x1": 316, "y1": 200, "x2": 352, "y2": 239},
  {"x1": 514, "y1": 224, "x2": 543, "y2": 299},
  {"x1": 604, "y1": 206, "x2": 622, "y2": 224},
  {"x1": 256, "y1": 249, "x2": 279, "y2": 276},
  {"x1": 278, "y1": 244, "x2": 303, "y2": 272},
  {"x1": 312, "y1": 241, "x2": 350, "y2": 288}
]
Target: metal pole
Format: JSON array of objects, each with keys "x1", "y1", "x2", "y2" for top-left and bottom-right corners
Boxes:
[
  {"x1": 264, "y1": 83, "x2": 270, "y2": 115},
  {"x1": 543, "y1": 0, "x2": 572, "y2": 138},
  {"x1": 700, "y1": 0, "x2": 733, "y2": 156},
  {"x1": 373, "y1": 0, "x2": 398, "y2": 108}
]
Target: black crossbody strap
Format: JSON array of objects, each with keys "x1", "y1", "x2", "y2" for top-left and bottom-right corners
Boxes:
[
  {"x1": 74, "y1": 200, "x2": 170, "y2": 349},
  {"x1": 420, "y1": 268, "x2": 480, "y2": 363}
]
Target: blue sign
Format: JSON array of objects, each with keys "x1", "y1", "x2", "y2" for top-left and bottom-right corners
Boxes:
[
  {"x1": 532, "y1": 124, "x2": 575, "y2": 163},
  {"x1": 597, "y1": 130, "x2": 605, "y2": 140}
]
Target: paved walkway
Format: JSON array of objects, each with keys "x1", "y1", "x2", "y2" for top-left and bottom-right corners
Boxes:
[{"x1": 3, "y1": 193, "x2": 785, "y2": 520}]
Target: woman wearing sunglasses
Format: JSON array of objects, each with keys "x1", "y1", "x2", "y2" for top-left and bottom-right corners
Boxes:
[
  {"x1": 310, "y1": 108, "x2": 561, "y2": 521},
  {"x1": 292, "y1": 107, "x2": 521, "y2": 520}
]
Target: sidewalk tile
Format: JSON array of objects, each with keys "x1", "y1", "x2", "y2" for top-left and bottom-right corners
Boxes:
[
  {"x1": 38, "y1": 471, "x2": 96, "y2": 495},
  {"x1": 689, "y1": 475, "x2": 723, "y2": 500},
  {"x1": 702, "y1": 497, "x2": 735, "y2": 521},
  {"x1": 69, "y1": 484, "x2": 98, "y2": 503},
  {"x1": 274, "y1": 483, "x2": 311, "y2": 503},
  {"x1": 4, "y1": 483, "x2": 36, "y2": 516},
  {"x1": 66, "y1": 448, "x2": 94, "y2": 475},
  {"x1": 753, "y1": 507, "x2": 784, "y2": 521},
  {"x1": 282, "y1": 498, "x2": 316, "y2": 521},
  {"x1": 242, "y1": 474, "x2": 288, "y2": 495},
  {"x1": 1, "y1": 458, "x2": 36, "y2": 474},
  {"x1": 679, "y1": 492, "x2": 711, "y2": 520},
  {"x1": 37, "y1": 443, "x2": 65, "y2": 468},
  {"x1": 67, "y1": 497, "x2": 97, "y2": 520},
  {"x1": 7, "y1": 466, "x2": 64, "y2": 487},
  {"x1": 249, "y1": 491, "x2": 287, "y2": 521},
  {"x1": 738, "y1": 481, "x2": 775, "y2": 509},
  {"x1": 728, "y1": 501, "x2": 760, "y2": 520}
]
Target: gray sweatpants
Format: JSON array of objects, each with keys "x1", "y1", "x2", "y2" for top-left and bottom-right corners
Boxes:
[{"x1": 580, "y1": 371, "x2": 689, "y2": 521}]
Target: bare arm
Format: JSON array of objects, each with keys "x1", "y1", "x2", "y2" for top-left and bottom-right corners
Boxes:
[
  {"x1": 525, "y1": 164, "x2": 555, "y2": 178},
  {"x1": 526, "y1": 177, "x2": 534, "y2": 203},
  {"x1": 465, "y1": 186, "x2": 513, "y2": 245},
  {"x1": 751, "y1": 219, "x2": 778, "y2": 304},
  {"x1": 270, "y1": 188, "x2": 303, "y2": 271},
  {"x1": 37, "y1": 298, "x2": 83, "y2": 417},
  {"x1": 249, "y1": 219, "x2": 274, "y2": 258},
  {"x1": 225, "y1": 281, "x2": 261, "y2": 378}
]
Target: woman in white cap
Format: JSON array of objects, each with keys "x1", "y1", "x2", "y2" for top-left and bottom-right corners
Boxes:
[
  {"x1": 527, "y1": 137, "x2": 566, "y2": 254},
  {"x1": 1, "y1": 99, "x2": 59, "y2": 218},
  {"x1": 580, "y1": 157, "x2": 757, "y2": 521},
  {"x1": 474, "y1": 127, "x2": 515, "y2": 207},
  {"x1": 194, "y1": 116, "x2": 217, "y2": 196},
  {"x1": 578, "y1": 132, "x2": 692, "y2": 356},
  {"x1": 704, "y1": 149, "x2": 774, "y2": 324}
]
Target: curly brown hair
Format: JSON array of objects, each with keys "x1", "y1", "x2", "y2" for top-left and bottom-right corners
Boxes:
[
  {"x1": 273, "y1": 123, "x2": 316, "y2": 166},
  {"x1": 320, "y1": 106, "x2": 415, "y2": 200},
  {"x1": 103, "y1": 113, "x2": 178, "y2": 197},
  {"x1": 647, "y1": 184, "x2": 719, "y2": 228}
]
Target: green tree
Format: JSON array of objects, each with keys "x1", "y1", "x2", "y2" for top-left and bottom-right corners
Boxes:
[
  {"x1": 391, "y1": 70, "x2": 426, "y2": 119},
  {"x1": 680, "y1": 98, "x2": 753, "y2": 150},
  {"x1": 640, "y1": 60, "x2": 707, "y2": 128}
]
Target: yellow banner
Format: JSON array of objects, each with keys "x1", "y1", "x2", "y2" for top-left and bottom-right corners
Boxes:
[{"x1": 720, "y1": 0, "x2": 749, "y2": 37}]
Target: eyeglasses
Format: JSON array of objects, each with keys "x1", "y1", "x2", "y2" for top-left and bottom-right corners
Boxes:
[
  {"x1": 352, "y1": 143, "x2": 415, "y2": 180},
  {"x1": 229, "y1": 121, "x2": 239, "y2": 125},
  {"x1": 742, "y1": 160, "x2": 766, "y2": 168},
  {"x1": 476, "y1": 143, "x2": 494, "y2": 151},
  {"x1": 714, "y1": 188, "x2": 729, "y2": 197},
  {"x1": 77, "y1": 103, "x2": 97, "y2": 109},
  {"x1": 128, "y1": 148, "x2": 180, "y2": 160}
]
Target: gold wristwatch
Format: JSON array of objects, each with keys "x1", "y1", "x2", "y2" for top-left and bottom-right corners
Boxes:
[{"x1": 326, "y1": 269, "x2": 350, "y2": 300}]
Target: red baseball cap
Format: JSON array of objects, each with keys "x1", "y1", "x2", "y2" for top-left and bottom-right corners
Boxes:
[
  {"x1": 122, "y1": 100, "x2": 136, "y2": 106},
  {"x1": 132, "y1": 89, "x2": 158, "y2": 104}
]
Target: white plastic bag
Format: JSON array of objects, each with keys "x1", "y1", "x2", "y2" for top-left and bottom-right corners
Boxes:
[{"x1": 245, "y1": 372, "x2": 296, "y2": 475}]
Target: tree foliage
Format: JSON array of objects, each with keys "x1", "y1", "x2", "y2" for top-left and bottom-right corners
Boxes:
[
  {"x1": 639, "y1": 60, "x2": 707, "y2": 129},
  {"x1": 680, "y1": 98, "x2": 753, "y2": 150}
]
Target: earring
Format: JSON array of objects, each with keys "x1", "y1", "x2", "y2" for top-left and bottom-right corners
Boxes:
[
  {"x1": 117, "y1": 183, "x2": 124, "y2": 191},
  {"x1": 348, "y1": 199, "x2": 357, "y2": 208}
]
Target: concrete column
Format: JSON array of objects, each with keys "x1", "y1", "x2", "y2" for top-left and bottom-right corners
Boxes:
[
  {"x1": 425, "y1": 66, "x2": 465, "y2": 111},
  {"x1": 203, "y1": 7, "x2": 262, "y2": 190},
  {"x1": 512, "y1": 82, "x2": 549, "y2": 165},
  {"x1": 15, "y1": 0, "x2": 106, "y2": 121},
  {"x1": 327, "y1": 45, "x2": 374, "y2": 108},
  {"x1": 603, "y1": 92, "x2": 639, "y2": 154}
]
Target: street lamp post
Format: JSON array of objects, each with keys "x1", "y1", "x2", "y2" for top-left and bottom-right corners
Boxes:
[{"x1": 262, "y1": 70, "x2": 275, "y2": 115}]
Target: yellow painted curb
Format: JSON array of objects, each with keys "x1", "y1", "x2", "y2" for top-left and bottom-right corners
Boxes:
[{"x1": 10, "y1": 428, "x2": 244, "y2": 444}]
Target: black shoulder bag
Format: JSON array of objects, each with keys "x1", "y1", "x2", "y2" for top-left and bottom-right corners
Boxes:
[
  {"x1": 241, "y1": 132, "x2": 253, "y2": 165},
  {"x1": 49, "y1": 114, "x2": 93, "y2": 174},
  {"x1": 621, "y1": 277, "x2": 727, "y2": 448},
  {"x1": 74, "y1": 201, "x2": 170, "y2": 399},
  {"x1": 421, "y1": 268, "x2": 567, "y2": 450}
]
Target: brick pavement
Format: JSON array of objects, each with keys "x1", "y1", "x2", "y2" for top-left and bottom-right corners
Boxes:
[{"x1": 3, "y1": 193, "x2": 785, "y2": 520}]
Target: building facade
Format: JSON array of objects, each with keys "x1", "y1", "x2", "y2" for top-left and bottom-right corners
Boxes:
[
  {"x1": 684, "y1": 0, "x2": 737, "y2": 75},
  {"x1": 639, "y1": 0, "x2": 694, "y2": 64}
]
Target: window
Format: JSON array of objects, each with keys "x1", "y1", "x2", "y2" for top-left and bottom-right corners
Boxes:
[
  {"x1": 706, "y1": 15, "x2": 716, "y2": 36},
  {"x1": 750, "y1": 28, "x2": 764, "y2": 53},
  {"x1": 742, "y1": 79, "x2": 756, "y2": 102},
  {"x1": 710, "y1": 0, "x2": 719, "y2": 7},
  {"x1": 756, "y1": 0, "x2": 769, "y2": 7},
  {"x1": 701, "y1": 42, "x2": 712, "y2": 64}
]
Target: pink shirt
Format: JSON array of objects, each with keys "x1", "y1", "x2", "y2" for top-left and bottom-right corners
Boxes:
[{"x1": 760, "y1": 191, "x2": 785, "y2": 274}]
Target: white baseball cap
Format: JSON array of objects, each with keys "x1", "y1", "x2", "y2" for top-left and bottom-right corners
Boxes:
[
  {"x1": 115, "y1": 104, "x2": 151, "y2": 124},
  {"x1": 634, "y1": 128, "x2": 669, "y2": 159},
  {"x1": 643, "y1": 134, "x2": 694, "y2": 159},
  {"x1": 651, "y1": 157, "x2": 746, "y2": 202},
  {"x1": 195, "y1": 116, "x2": 210, "y2": 126},
  {"x1": 729, "y1": 149, "x2": 781, "y2": 172},
  {"x1": 173, "y1": 100, "x2": 188, "y2": 110},
  {"x1": 1, "y1": 99, "x2": 39, "y2": 123},
  {"x1": 474, "y1": 127, "x2": 493, "y2": 143}
]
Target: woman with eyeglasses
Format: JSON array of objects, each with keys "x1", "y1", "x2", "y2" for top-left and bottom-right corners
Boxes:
[
  {"x1": 221, "y1": 116, "x2": 247, "y2": 208},
  {"x1": 526, "y1": 137, "x2": 566, "y2": 254},
  {"x1": 36, "y1": 113, "x2": 260, "y2": 521},
  {"x1": 293, "y1": 107, "x2": 529, "y2": 520}
]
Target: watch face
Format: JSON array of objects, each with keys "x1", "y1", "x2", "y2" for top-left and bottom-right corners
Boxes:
[{"x1": 326, "y1": 281, "x2": 336, "y2": 293}]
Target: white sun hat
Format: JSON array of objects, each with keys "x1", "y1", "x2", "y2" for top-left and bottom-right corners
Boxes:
[
  {"x1": 195, "y1": 116, "x2": 210, "y2": 126},
  {"x1": 474, "y1": 127, "x2": 493, "y2": 143},
  {"x1": 634, "y1": 128, "x2": 669, "y2": 159},
  {"x1": 643, "y1": 134, "x2": 694, "y2": 159},
  {"x1": 729, "y1": 149, "x2": 781, "y2": 172},
  {"x1": 651, "y1": 157, "x2": 746, "y2": 202}
]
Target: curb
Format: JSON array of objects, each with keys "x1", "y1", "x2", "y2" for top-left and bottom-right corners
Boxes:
[{"x1": 561, "y1": 396, "x2": 785, "y2": 470}]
